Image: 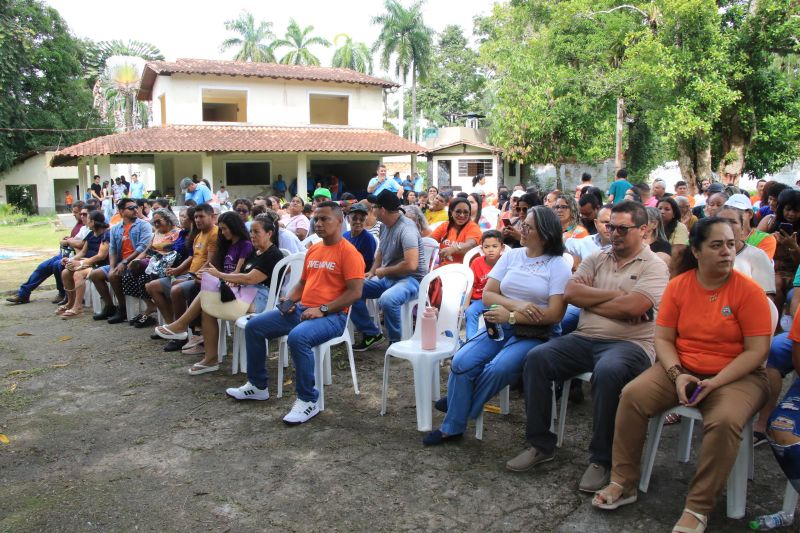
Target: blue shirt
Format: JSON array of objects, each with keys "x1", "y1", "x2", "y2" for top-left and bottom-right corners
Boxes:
[
  {"x1": 274, "y1": 179, "x2": 287, "y2": 193},
  {"x1": 129, "y1": 181, "x2": 145, "y2": 199},
  {"x1": 608, "y1": 179, "x2": 633, "y2": 204},
  {"x1": 185, "y1": 183, "x2": 212, "y2": 205},
  {"x1": 368, "y1": 175, "x2": 400, "y2": 195},
  {"x1": 344, "y1": 230, "x2": 376, "y2": 272},
  {"x1": 413, "y1": 176, "x2": 424, "y2": 193},
  {"x1": 402, "y1": 179, "x2": 413, "y2": 191}
]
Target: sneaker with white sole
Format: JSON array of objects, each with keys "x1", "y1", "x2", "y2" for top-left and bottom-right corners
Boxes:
[
  {"x1": 282, "y1": 398, "x2": 319, "y2": 425},
  {"x1": 225, "y1": 382, "x2": 269, "y2": 401}
]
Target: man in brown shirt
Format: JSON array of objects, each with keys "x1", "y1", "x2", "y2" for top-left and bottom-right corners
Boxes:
[{"x1": 506, "y1": 201, "x2": 669, "y2": 493}]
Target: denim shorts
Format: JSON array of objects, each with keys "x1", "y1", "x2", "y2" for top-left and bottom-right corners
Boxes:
[{"x1": 157, "y1": 275, "x2": 196, "y2": 301}]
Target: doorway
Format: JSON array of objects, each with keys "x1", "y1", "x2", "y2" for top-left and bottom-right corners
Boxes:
[{"x1": 437, "y1": 160, "x2": 451, "y2": 189}]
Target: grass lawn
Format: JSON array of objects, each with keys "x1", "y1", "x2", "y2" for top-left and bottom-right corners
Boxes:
[
  {"x1": 0, "y1": 222, "x2": 64, "y2": 251},
  {"x1": 0, "y1": 256, "x2": 52, "y2": 293}
]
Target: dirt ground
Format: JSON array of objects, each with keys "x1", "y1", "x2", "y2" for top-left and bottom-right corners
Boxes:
[{"x1": 0, "y1": 291, "x2": 795, "y2": 532}]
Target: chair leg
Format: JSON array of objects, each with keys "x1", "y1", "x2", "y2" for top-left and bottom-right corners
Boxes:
[
  {"x1": 726, "y1": 418, "x2": 752, "y2": 519},
  {"x1": 380, "y1": 353, "x2": 391, "y2": 416},
  {"x1": 432, "y1": 362, "x2": 441, "y2": 402},
  {"x1": 412, "y1": 361, "x2": 434, "y2": 431},
  {"x1": 217, "y1": 320, "x2": 227, "y2": 361},
  {"x1": 783, "y1": 480, "x2": 799, "y2": 515},
  {"x1": 639, "y1": 415, "x2": 666, "y2": 493},
  {"x1": 324, "y1": 346, "x2": 332, "y2": 386},
  {"x1": 277, "y1": 339, "x2": 284, "y2": 399},
  {"x1": 314, "y1": 346, "x2": 325, "y2": 411},
  {"x1": 677, "y1": 416, "x2": 694, "y2": 463},
  {"x1": 499, "y1": 385, "x2": 510, "y2": 415},
  {"x1": 557, "y1": 380, "x2": 571, "y2": 448},
  {"x1": 475, "y1": 412, "x2": 484, "y2": 441},
  {"x1": 231, "y1": 326, "x2": 240, "y2": 374},
  {"x1": 345, "y1": 341, "x2": 359, "y2": 395}
]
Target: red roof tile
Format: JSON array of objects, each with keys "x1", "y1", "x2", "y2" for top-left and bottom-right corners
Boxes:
[
  {"x1": 138, "y1": 59, "x2": 397, "y2": 100},
  {"x1": 51, "y1": 125, "x2": 427, "y2": 165}
]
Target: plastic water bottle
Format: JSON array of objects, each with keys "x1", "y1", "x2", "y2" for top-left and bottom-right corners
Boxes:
[
  {"x1": 749, "y1": 511, "x2": 794, "y2": 530},
  {"x1": 420, "y1": 307, "x2": 438, "y2": 350}
]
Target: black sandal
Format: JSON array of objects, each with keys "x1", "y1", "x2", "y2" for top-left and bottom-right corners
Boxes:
[{"x1": 135, "y1": 314, "x2": 157, "y2": 328}]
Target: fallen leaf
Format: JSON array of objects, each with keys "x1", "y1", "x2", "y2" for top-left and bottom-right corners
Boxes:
[
  {"x1": 50, "y1": 362, "x2": 69, "y2": 368},
  {"x1": 16, "y1": 332, "x2": 32, "y2": 337},
  {"x1": 7, "y1": 383, "x2": 16, "y2": 392},
  {"x1": 0, "y1": 434, "x2": 9, "y2": 444},
  {"x1": 193, "y1": 491, "x2": 209, "y2": 497},
  {"x1": 58, "y1": 336, "x2": 72, "y2": 342},
  {"x1": 283, "y1": 379, "x2": 293, "y2": 386}
]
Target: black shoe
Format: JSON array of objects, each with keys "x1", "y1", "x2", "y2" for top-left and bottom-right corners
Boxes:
[
  {"x1": 163, "y1": 339, "x2": 187, "y2": 352},
  {"x1": 434, "y1": 397, "x2": 448, "y2": 413},
  {"x1": 353, "y1": 333, "x2": 385, "y2": 352},
  {"x1": 128, "y1": 313, "x2": 144, "y2": 326},
  {"x1": 52, "y1": 294, "x2": 67, "y2": 305},
  {"x1": 6, "y1": 295, "x2": 30, "y2": 305},
  {"x1": 422, "y1": 429, "x2": 463, "y2": 446},
  {"x1": 754, "y1": 431, "x2": 768, "y2": 447},
  {"x1": 135, "y1": 315, "x2": 157, "y2": 328},
  {"x1": 107, "y1": 310, "x2": 127, "y2": 324},
  {"x1": 93, "y1": 305, "x2": 116, "y2": 320}
]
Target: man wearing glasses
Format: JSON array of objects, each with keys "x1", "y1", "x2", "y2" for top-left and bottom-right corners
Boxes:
[
  {"x1": 89, "y1": 198, "x2": 152, "y2": 323},
  {"x1": 506, "y1": 200, "x2": 669, "y2": 495},
  {"x1": 6, "y1": 203, "x2": 90, "y2": 306}
]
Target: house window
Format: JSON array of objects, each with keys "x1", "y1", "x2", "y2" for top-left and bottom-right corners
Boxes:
[
  {"x1": 509, "y1": 161, "x2": 517, "y2": 177},
  {"x1": 309, "y1": 94, "x2": 348, "y2": 125},
  {"x1": 202, "y1": 89, "x2": 247, "y2": 122},
  {"x1": 225, "y1": 161, "x2": 270, "y2": 186},
  {"x1": 458, "y1": 159, "x2": 493, "y2": 177}
]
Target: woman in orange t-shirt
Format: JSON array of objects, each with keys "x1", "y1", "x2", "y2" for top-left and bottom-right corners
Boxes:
[
  {"x1": 592, "y1": 217, "x2": 772, "y2": 532},
  {"x1": 431, "y1": 197, "x2": 483, "y2": 266}
]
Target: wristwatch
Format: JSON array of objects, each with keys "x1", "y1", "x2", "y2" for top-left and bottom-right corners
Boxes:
[
  {"x1": 666, "y1": 364, "x2": 685, "y2": 384},
  {"x1": 319, "y1": 304, "x2": 329, "y2": 316},
  {"x1": 508, "y1": 311, "x2": 516, "y2": 325}
]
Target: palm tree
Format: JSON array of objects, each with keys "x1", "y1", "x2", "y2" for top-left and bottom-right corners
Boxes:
[
  {"x1": 372, "y1": 0, "x2": 433, "y2": 142},
  {"x1": 273, "y1": 19, "x2": 331, "y2": 66},
  {"x1": 220, "y1": 10, "x2": 276, "y2": 62},
  {"x1": 331, "y1": 33, "x2": 373, "y2": 74}
]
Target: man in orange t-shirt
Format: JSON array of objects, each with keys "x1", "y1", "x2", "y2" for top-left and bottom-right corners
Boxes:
[{"x1": 227, "y1": 202, "x2": 365, "y2": 426}]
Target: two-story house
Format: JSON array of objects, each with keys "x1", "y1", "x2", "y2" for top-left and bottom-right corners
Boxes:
[{"x1": 52, "y1": 58, "x2": 425, "y2": 200}]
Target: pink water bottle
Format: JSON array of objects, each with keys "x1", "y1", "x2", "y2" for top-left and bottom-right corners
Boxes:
[{"x1": 421, "y1": 306, "x2": 438, "y2": 350}]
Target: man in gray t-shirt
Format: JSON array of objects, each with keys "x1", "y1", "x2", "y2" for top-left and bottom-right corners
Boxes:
[{"x1": 351, "y1": 190, "x2": 424, "y2": 349}]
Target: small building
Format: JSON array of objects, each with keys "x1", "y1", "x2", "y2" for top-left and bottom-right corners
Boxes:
[{"x1": 50, "y1": 59, "x2": 425, "y2": 200}]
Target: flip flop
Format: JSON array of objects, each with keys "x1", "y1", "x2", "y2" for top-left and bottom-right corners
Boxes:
[
  {"x1": 154, "y1": 325, "x2": 188, "y2": 340},
  {"x1": 188, "y1": 363, "x2": 219, "y2": 375},
  {"x1": 61, "y1": 309, "x2": 84, "y2": 319},
  {"x1": 56, "y1": 305, "x2": 70, "y2": 315},
  {"x1": 592, "y1": 482, "x2": 638, "y2": 510}
]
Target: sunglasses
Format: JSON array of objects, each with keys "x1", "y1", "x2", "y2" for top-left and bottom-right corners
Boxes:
[
  {"x1": 606, "y1": 224, "x2": 638, "y2": 235},
  {"x1": 236, "y1": 208, "x2": 249, "y2": 214},
  {"x1": 514, "y1": 206, "x2": 527, "y2": 212},
  {"x1": 124, "y1": 205, "x2": 137, "y2": 211},
  {"x1": 452, "y1": 209, "x2": 470, "y2": 216}
]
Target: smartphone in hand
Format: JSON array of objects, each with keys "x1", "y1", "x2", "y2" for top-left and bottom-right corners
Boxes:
[
  {"x1": 779, "y1": 222, "x2": 795, "y2": 235},
  {"x1": 685, "y1": 382, "x2": 703, "y2": 404},
  {"x1": 277, "y1": 299, "x2": 295, "y2": 315}
]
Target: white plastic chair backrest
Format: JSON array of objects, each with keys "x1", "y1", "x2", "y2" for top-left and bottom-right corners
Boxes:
[
  {"x1": 278, "y1": 252, "x2": 306, "y2": 299},
  {"x1": 562, "y1": 252, "x2": 575, "y2": 270},
  {"x1": 412, "y1": 263, "x2": 474, "y2": 341},
  {"x1": 279, "y1": 248, "x2": 291, "y2": 257},
  {"x1": 420, "y1": 236, "x2": 440, "y2": 273},
  {"x1": 265, "y1": 252, "x2": 305, "y2": 311},
  {"x1": 463, "y1": 243, "x2": 513, "y2": 266},
  {"x1": 301, "y1": 233, "x2": 322, "y2": 248},
  {"x1": 429, "y1": 221, "x2": 445, "y2": 233},
  {"x1": 482, "y1": 206, "x2": 501, "y2": 229}
]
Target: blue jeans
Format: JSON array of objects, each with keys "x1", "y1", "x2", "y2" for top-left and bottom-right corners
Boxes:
[
  {"x1": 350, "y1": 276, "x2": 419, "y2": 342},
  {"x1": 464, "y1": 299, "x2": 486, "y2": 340},
  {"x1": 768, "y1": 333, "x2": 795, "y2": 377},
  {"x1": 769, "y1": 378, "x2": 800, "y2": 493},
  {"x1": 19, "y1": 255, "x2": 63, "y2": 298},
  {"x1": 441, "y1": 325, "x2": 544, "y2": 435},
  {"x1": 244, "y1": 305, "x2": 347, "y2": 402},
  {"x1": 560, "y1": 304, "x2": 581, "y2": 335}
]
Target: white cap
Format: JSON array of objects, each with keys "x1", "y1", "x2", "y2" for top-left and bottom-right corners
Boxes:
[
  {"x1": 511, "y1": 190, "x2": 525, "y2": 199},
  {"x1": 724, "y1": 193, "x2": 752, "y2": 211}
]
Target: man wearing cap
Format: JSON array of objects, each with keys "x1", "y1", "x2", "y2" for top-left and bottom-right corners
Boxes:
[
  {"x1": 180, "y1": 177, "x2": 212, "y2": 205},
  {"x1": 344, "y1": 203, "x2": 377, "y2": 272},
  {"x1": 351, "y1": 190, "x2": 426, "y2": 350},
  {"x1": 693, "y1": 183, "x2": 726, "y2": 219},
  {"x1": 722, "y1": 193, "x2": 776, "y2": 260},
  {"x1": 367, "y1": 164, "x2": 403, "y2": 198},
  {"x1": 313, "y1": 187, "x2": 332, "y2": 205}
]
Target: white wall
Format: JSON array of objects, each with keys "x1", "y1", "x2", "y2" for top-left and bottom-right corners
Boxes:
[
  {"x1": 156, "y1": 75, "x2": 384, "y2": 128},
  {"x1": 431, "y1": 147, "x2": 499, "y2": 193},
  {"x1": 0, "y1": 152, "x2": 78, "y2": 214}
]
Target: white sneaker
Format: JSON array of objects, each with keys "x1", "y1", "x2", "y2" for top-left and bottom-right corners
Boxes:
[
  {"x1": 282, "y1": 398, "x2": 319, "y2": 425},
  {"x1": 225, "y1": 382, "x2": 269, "y2": 401}
]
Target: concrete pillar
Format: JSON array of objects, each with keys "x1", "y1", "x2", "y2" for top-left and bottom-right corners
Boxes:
[
  {"x1": 200, "y1": 153, "x2": 214, "y2": 191},
  {"x1": 496, "y1": 154, "x2": 505, "y2": 189},
  {"x1": 296, "y1": 153, "x2": 308, "y2": 200},
  {"x1": 96, "y1": 155, "x2": 111, "y2": 181},
  {"x1": 77, "y1": 159, "x2": 87, "y2": 200},
  {"x1": 426, "y1": 154, "x2": 434, "y2": 188}
]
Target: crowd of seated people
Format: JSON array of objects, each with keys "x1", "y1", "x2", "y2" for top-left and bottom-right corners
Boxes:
[{"x1": 12, "y1": 168, "x2": 800, "y2": 531}]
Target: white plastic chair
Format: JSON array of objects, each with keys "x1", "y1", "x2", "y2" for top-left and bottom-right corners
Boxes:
[
  {"x1": 380, "y1": 263, "x2": 474, "y2": 431},
  {"x1": 555, "y1": 372, "x2": 593, "y2": 447},
  {"x1": 462, "y1": 244, "x2": 512, "y2": 266},
  {"x1": 397, "y1": 236, "x2": 442, "y2": 340},
  {"x1": 638, "y1": 299, "x2": 779, "y2": 519},
  {"x1": 308, "y1": 307, "x2": 359, "y2": 411},
  {"x1": 562, "y1": 252, "x2": 574, "y2": 271},
  {"x1": 230, "y1": 252, "x2": 305, "y2": 377},
  {"x1": 429, "y1": 221, "x2": 445, "y2": 233},
  {"x1": 300, "y1": 233, "x2": 321, "y2": 249}
]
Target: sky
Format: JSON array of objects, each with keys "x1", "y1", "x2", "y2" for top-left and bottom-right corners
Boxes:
[{"x1": 44, "y1": 0, "x2": 496, "y2": 82}]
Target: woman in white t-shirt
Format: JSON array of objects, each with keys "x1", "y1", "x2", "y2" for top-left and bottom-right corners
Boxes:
[
  {"x1": 423, "y1": 205, "x2": 571, "y2": 445},
  {"x1": 284, "y1": 196, "x2": 310, "y2": 241}
]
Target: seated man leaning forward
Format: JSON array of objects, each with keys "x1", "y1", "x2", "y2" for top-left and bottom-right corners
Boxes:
[
  {"x1": 226, "y1": 201, "x2": 365, "y2": 425},
  {"x1": 350, "y1": 189, "x2": 426, "y2": 350},
  {"x1": 506, "y1": 200, "x2": 669, "y2": 493}
]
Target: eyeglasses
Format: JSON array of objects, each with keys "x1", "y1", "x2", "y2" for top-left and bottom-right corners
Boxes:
[
  {"x1": 235, "y1": 208, "x2": 249, "y2": 214},
  {"x1": 606, "y1": 224, "x2": 638, "y2": 235},
  {"x1": 514, "y1": 206, "x2": 527, "y2": 212},
  {"x1": 553, "y1": 205, "x2": 570, "y2": 210},
  {"x1": 124, "y1": 205, "x2": 137, "y2": 211},
  {"x1": 452, "y1": 209, "x2": 470, "y2": 216}
]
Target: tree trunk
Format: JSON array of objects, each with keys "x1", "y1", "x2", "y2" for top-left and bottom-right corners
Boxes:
[
  {"x1": 398, "y1": 80, "x2": 405, "y2": 140},
  {"x1": 696, "y1": 140, "x2": 712, "y2": 184},
  {"x1": 411, "y1": 65, "x2": 417, "y2": 143},
  {"x1": 718, "y1": 112, "x2": 746, "y2": 186},
  {"x1": 677, "y1": 138, "x2": 697, "y2": 186},
  {"x1": 125, "y1": 91, "x2": 134, "y2": 132},
  {"x1": 615, "y1": 97, "x2": 625, "y2": 170}
]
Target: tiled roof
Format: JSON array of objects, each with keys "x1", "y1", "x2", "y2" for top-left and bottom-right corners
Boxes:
[
  {"x1": 51, "y1": 125, "x2": 427, "y2": 165},
  {"x1": 138, "y1": 58, "x2": 398, "y2": 100}
]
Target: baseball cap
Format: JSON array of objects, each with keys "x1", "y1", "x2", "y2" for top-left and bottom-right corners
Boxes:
[
  {"x1": 707, "y1": 183, "x2": 725, "y2": 194},
  {"x1": 511, "y1": 190, "x2": 525, "y2": 199},
  {"x1": 371, "y1": 189, "x2": 402, "y2": 211},
  {"x1": 313, "y1": 188, "x2": 332, "y2": 199},
  {"x1": 348, "y1": 203, "x2": 369, "y2": 215},
  {"x1": 179, "y1": 177, "x2": 194, "y2": 192},
  {"x1": 724, "y1": 193, "x2": 753, "y2": 211}
]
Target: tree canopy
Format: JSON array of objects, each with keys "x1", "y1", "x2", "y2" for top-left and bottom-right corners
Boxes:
[
  {"x1": 274, "y1": 19, "x2": 331, "y2": 66},
  {"x1": 331, "y1": 34, "x2": 373, "y2": 74},
  {"x1": 220, "y1": 10, "x2": 276, "y2": 63}
]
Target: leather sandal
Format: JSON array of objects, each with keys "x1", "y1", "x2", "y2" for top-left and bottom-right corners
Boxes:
[
  {"x1": 591, "y1": 481, "x2": 637, "y2": 510},
  {"x1": 672, "y1": 508, "x2": 707, "y2": 533}
]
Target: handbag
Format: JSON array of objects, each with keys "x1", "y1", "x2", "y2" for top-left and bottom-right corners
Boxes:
[
  {"x1": 145, "y1": 251, "x2": 177, "y2": 278},
  {"x1": 199, "y1": 272, "x2": 258, "y2": 321},
  {"x1": 512, "y1": 323, "x2": 552, "y2": 341}
]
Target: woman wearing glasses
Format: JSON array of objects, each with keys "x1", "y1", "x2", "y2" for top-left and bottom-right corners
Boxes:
[
  {"x1": 552, "y1": 194, "x2": 590, "y2": 241},
  {"x1": 502, "y1": 192, "x2": 541, "y2": 248},
  {"x1": 431, "y1": 197, "x2": 483, "y2": 266}
]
